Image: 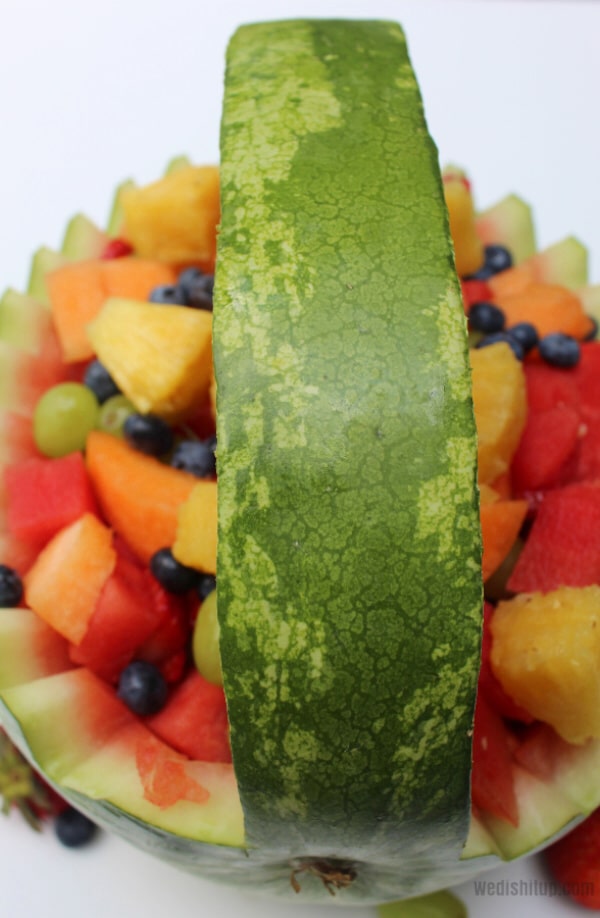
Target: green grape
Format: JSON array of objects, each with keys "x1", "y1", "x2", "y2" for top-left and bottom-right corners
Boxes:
[
  {"x1": 378, "y1": 891, "x2": 467, "y2": 918},
  {"x1": 33, "y1": 382, "x2": 100, "y2": 458},
  {"x1": 192, "y1": 589, "x2": 222, "y2": 686},
  {"x1": 97, "y1": 394, "x2": 136, "y2": 438}
]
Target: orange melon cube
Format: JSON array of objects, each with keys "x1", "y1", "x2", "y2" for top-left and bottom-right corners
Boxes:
[
  {"x1": 24, "y1": 513, "x2": 116, "y2": 645},
  {"x1": 489, "y1": 281, "x2": 594, "y2": 341},
  {"x1": 480, "y1": 497, "x2": 528, "y2": 582},
  {"x1": 172, "y1": 481, "x2": 218, "y2": 574},
  {"x1": 46, "y1": 257, "x2": 176, "y2": 362},
  {"x1": 488, "y1": 236, "x2": 588, "y2": 298},
  {"x1": 86, "y1": 431, "x2": 198, "y2": 565},
  {"x1": 491, "y1": 585, "x2": 600, "y2": 744},
  {"x1": 121, "y1": 165, "x2": 220, "y2": 270},
  {"x1": 470, "y1": 341, "x2": 527, "y2": 485}
]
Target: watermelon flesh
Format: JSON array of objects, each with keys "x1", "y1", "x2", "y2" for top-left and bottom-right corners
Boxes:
[{"x1": 2, "y1": 15, "x2": 600, "y2": 907}]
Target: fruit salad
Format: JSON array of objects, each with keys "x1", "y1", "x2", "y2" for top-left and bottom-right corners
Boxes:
[{"x1": 0, "y1": 155, "x2": 598, "y2": 907}]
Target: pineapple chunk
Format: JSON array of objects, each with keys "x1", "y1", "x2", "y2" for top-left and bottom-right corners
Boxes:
[
  {"x1": 173, "y1": 481, "x2": 217, "y2": 574},
  {"x1": 121, "y1": 165, "x2": 220, "y2": 267},
  {"x1": 470, "y1": 342, "x2": 527, "y2": 485},
  {"x1": 442, "y1": 171, "x2": 484, "y2": 276},
  {"x1": 490, "y1": 585, "x2": 600, "y2": 744},
  {"x1": 87, "y1": 297, "x2": 213, "y2": 422}
]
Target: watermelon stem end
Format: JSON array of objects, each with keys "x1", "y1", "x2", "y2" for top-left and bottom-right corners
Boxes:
[{"x1": 289, "y1": 857, "x2": 357, "y2": 895}]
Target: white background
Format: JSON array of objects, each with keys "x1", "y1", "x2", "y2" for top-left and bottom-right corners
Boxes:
[{"x1": 1, "y1": 0, "x2": 599, "y2": 915}]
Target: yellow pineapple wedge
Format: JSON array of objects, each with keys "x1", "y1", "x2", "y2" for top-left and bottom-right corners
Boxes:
[
  {"x1": 470, "y1": 341, "x2": 527, "y2": 485},
  {"x1": 173, "y1": 481, "x2": 218, "y2": 574},
  {"x1": 490, "y1": 585, "x2": 600, "y2": 744},
  {"x1": 121, "y1": 165, "x2": 220, "y2": 267},
  {"x1": 442, "y1": 166, "x2": 485, "y2": 276},
  {"x1": 87, "y1": 297, "x2": 213, "y2": 422}
]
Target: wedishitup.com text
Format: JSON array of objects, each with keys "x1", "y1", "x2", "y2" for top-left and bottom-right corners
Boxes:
[{"x1": 473, "y1": 878, "x2": 594, "y2": 898}]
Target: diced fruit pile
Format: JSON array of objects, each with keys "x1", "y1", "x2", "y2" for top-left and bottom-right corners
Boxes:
[
  {"x1": 445, "y1": 167, "x2": 600, "y2": 909},
  {"x1": 0, "y1": 161, "x2": 226, "y2": 835},
  {"x1": 2, "y1": 156, "x2": 600, "y2": 904}
]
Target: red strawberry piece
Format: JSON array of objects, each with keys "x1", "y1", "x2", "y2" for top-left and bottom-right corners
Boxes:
[{"x1": 101, "y1": 238, "x2": 134, "y2": 259}]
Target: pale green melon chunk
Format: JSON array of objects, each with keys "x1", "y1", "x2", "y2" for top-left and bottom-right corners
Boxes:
[
  {"x1": 480, "y1": 766, "x2": 583, "y2": 860},
  {"x1": 27, "y1": 247, "x2": 68, "y2": 304},
  {"x1": 0, "y1": 288, "x2": 47, "y2": 351},
  {"x1": 0, "y1": 608, "x2": 72, "y2": 690},
  {"x1": 0, "y1": 669, "x2": 134, "y2": 782},
  {"x1": 475, "y1": 194, "x2": 536, "y2": 265},
  {"x1": 61, "y1": 213, "x2": 108, "y2": 260},
  {"x1": 62, "y1": 722, "x2": 244, "y2": 846}
]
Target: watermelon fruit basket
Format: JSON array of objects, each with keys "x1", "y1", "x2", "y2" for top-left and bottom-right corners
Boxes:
[{"x1": 2, "y1": 17, "x2": 600, "y2": 909}]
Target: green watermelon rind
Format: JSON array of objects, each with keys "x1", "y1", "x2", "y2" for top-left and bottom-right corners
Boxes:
[{"x1": 214, "y1": 17, "x2": 483, "y2": 896}]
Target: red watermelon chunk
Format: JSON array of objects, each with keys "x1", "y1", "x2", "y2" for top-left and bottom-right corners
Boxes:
[
  {"x1": 4, "y1": 452, "x2": 97, "y2": 545},
  {"x1": 565, "y1": 407, "x2": 600, "y2": 484},
  {"x1": 471, "y1": 692, "x2": 519, "y2": 826},
  {"x1": 507, "y1": 482, "x2": 600, "y2": 593},
  {"x1": 0, "y1": 411, "x2": 40, "y2": 467},
  {"x1": 0, "y1": 533, "x2": 39, "y2": 577},
  {"x1": 147, "y1": 670, "x2": 231, "y2": 763},
  {"x1": 69, "y1": 554, "x2": 164, "y2": 683},
  {"x1": 523, "y1": 362, "x2": 579, "y2": 414},
  {"x1": 513, "y1": 722, "x2": 575, "y2": 782},
  {"x1": 571, "y1": 341, "x2": 600, "y2": 413},
  {"x1": 511, "y1": 404, "x2": 581, "y2": 495},
  {"x1": 136, "y1": 574, "x2": 191, "y2": 683}
]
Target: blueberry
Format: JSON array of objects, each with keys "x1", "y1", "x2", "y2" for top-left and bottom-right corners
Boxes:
[
  {"x1": 178, "y1": 266, "x2": 203, "y2": 289},
  {"x1": 468, "y1": 301, "x2": 505, "y2": 334},
  {"x1": 117, "y1": 661, "x2": 168, "y2": 715},
  {"x1": 150, "y1": 547, "x2": 200, "y2": 594},
  {"x1": 83, "y1": 360, "x2": 121, "y2": 404},
  {"x1": 0, "y1": 565, "x2": 22, "y2": 606},
  {"x1": 149, "y1": 284, "x2": 186, "y2": 305},
  {"x1": 538, "y1": 333, "x2": 581, "y2": 367},
  {"x1": 197, "y1": 574, "x2": 217, "y2": 602},
  {"x1": 54, "y1": 806, "x2": 98, "y2": 848},
  {"x1": 475, "y1": 331, "x2": 524, "y2": 361},
  {"x1": 170, "y1": 438, "x2": 216, "y2": 477},
  {"x1": 467, "y1": 244, "x2": 513, "y2": 280},
  {"x1": 124, "y1": 413, "x2": 174, "y2": 457},
  {"x1": 507, "y1": 322, "x2": 539, "y2": 354},
  {"x1": 179, "y1": 268, "x2": 214, "y2": 310}
]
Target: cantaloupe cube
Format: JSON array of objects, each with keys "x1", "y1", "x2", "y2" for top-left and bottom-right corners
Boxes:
[
  {"x1": 24, "y1": 513, "x2": 116, "y2": 645},
  {"x1": 490, "y1": 281, "x2": 594, "y2": 341},
  {"x1": 480, "y1": 497, "x2": 528, "y2": 582},
  {"x1": 86, "y1": 431, "x2": 198, "y2": 565},
  {"x1": 121, "y1": 165, "x2": 220, "y2": 269},
  {"x1": 46, "y1": 257, "x2": 176, "y2": 362},
  {"x1": 87, "y1": 297, "x2": 213, "y2": 421},
  {"x1": 172, "y1": 481, "x2": 217, "y2": 574},
  {"x1": 470, "y1": 342, "x2": 527, "y2": 485},
  {"x1": 490, "y1": 585, "x2": 600, "y2": 744}
]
